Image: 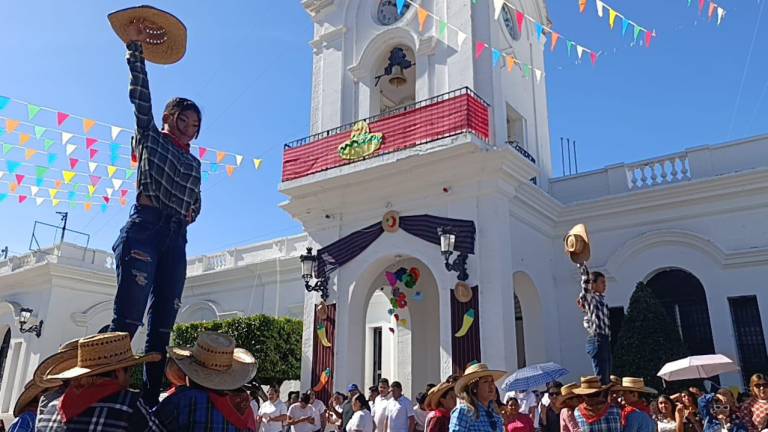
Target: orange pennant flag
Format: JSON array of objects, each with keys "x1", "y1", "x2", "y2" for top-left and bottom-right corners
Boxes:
[
  {"x1": 84, "y1": 202, "x2": 93, "y2": 212},
  {"x1": 708, "y1": 2, "x2": 716, "y2": 20},
  {"x1": 551, "y1": 32, "x2": 561, "y2": 51},
  {"x1": 19, "y1": 133, "x2": 31, "y2": 146},
  {"x1": 579, "y1": 0, "x2": 588, "y2": 13},
  {"x1": 83, "y1": 118, "x2": 96, "y2": 134},
  {"x1": 418, "y1": 7, "x2": 429, "y2": 32},
  {"x1": 226, "y1": 165, "x2": 236, "y2": 176},
  {"x1": 216, "y1": 151, "x2": 227, "y2": 163},
  {"x1": 9, "y1": 182, "x2": 18, "y2": 193},
  {"x1": 25, "y1": 149, "x2": 37, "y2": 160},
  {"x1": 5, "y1": 119, "x2": 20, "y2": 134},
  {"x1": 506, "y1": 56, "x2": 517, "y2": 72},
  {"x1": 55, "y1": 180, "x2": 63, "y2": 189}
]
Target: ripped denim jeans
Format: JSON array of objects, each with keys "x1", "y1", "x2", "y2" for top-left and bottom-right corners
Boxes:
[{"x1": 110, "y1": 203, "x2": 187, "y2": 408}]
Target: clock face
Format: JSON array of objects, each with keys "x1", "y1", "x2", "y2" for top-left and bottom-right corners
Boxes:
[
  {"x1": 500, "y1": 4, "x2": 522, "y2": 41},
  {"x1": 377, "y1": 0, "x2": 410, "y2": 26}
]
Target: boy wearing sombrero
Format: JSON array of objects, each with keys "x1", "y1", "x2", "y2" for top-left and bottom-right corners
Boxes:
[
  {"x1": 616, "y1": 378, "x2": 657, "y2": 432},
  {"x1": 154, "y1": 331, "x2": 258, "y2": 431},
  {"x1": 424, "y1": 379, "x2": 457, "y2": 432},
  {"x1": 572, "y1": 376, "x2": 622, "y2": 432},
  {"x1": 36, "y1": 332, "x2": 163, "y2": 431},
  {"x1": 106, "y1": 5, "x2": 203, "y2": 408}
]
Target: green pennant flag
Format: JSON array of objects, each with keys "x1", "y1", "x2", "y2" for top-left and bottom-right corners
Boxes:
[
  {"x1": 44, "y1": 139, "x2": 55, "y2": 151},
  {"x1": 439, "y1": 21, "x2": 448, "y2": 40},
  {"x1": 27, "y1": 104, "x2": 41, "y2": 120},
  {"x1": 34, "y1": 126, "x2": 46, "y2": 139},
  {"x1": 633, "y1": 24, "x2": 641, "y2": 43},
  {"x1": 524, "y1": 64, "x2": 531, "y2": 78},
  {"x1": 36, "y1": 166, "x2": 50, "y2": 178},
  {"x1": 73, "y1": 183, "x2": 80, "y2": 193},
  {"x1": 2, "y1": 143, "x2": 12, "y2": 155},
  {"x1": 126, "y1": 169, "x2": 136, "y2": 180}
]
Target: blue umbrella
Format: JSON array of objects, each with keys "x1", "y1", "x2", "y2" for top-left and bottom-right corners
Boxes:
[{"x1": 501, "y1": 362, "x2": 569, "y2": 393}]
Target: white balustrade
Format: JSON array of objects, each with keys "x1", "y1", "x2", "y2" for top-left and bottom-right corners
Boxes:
[
  {"x1": 203, "y1": 252, "x2": 233, "y2": 272},
  {"x1": 626, "y1": 153, "x2": 691, "y2": 190}
]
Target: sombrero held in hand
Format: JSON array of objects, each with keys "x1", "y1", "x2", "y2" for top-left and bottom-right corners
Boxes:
[{"x1": 108, "y1": 5, "x2": 187, "y2": 64}]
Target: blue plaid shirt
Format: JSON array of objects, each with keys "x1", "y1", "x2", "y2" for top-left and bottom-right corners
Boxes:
[
  {"x1": 574, "y1": 404, "x2": 622, "y2": 432},
  {"x1": 154, "y1": 387, "x2": 256, "y2": 432},
  {"x1": 8, "y1": 411, "x2": 35, "y2": 432},
  {"x1": 449, "y1": 401, "x2": 504, "y2": 432},
  {"x1": 127, "y1": 41, "x2": 202, "y2": 221}
]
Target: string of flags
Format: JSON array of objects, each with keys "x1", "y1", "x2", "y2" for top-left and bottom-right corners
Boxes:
[
  {"x1": 689, "y1": 0, "x2": 726, "y2": 25},
  {"x1": 579, "y1": 0, "x2": 657, "y2": 47}
]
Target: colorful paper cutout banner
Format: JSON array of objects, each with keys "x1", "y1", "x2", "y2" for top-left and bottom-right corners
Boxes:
[{"x1": 579, "y1": 0, "x2": 656, "y2": 47}]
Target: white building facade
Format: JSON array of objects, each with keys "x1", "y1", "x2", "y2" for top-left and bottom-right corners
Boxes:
[{"x1": 1, "y1": 0, "x2": 768, "y2": 421}]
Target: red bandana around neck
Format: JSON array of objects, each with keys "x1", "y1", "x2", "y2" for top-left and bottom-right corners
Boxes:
[
  {"x1": 161, "y1": 131, "x2": 191, "y2": 153},
  {"x1": 59, "y1": 380, "x2": 125, "y2": 423},
  {"x1": 621, "y1": 401, "x2": 651, "y2": 427},
  {"x1": 579, "y1": 402, "x2": 611, "y2": 425},
  {"x1": 208, "y1": 391, "x2": 257, "y2": 431}
]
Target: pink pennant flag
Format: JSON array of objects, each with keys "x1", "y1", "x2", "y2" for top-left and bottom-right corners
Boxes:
[
  {"x1": 18, "y1": 195, "x2": 27, "y2": 204},
  {"x1": 708, "y1": 2, "x2": 716, "y2": 20},
  {"x1": 645, "y1": 30, "x2": 653, "y2": 48},
  {"x1": 699, "y1": 0, "x2": 705, "y2": 13},
  {"x1": 590, "y1": 51, "x2": 599, "y2": 65},
  {"x1": 89, "y1": 149, "x2": 98, "y2": 160},
  {"x1": 121, "y1": 189, "x2": 129, "y2": 198},
  {"x1": 516, "y1": 10, "x2": 525, "y2": 34},
  {"x1": 90, "y1": 175, "x2": 101, "y2": 186},
  {"x1": 103, "y1": 196, "x2": 111, "y2": 204},
  {"x1": 86, "y1": 137, "x2": 98, "y2": 150},
  {"x1": 69, "y1": 158, "x2": 79, "y2": 169},
  {"x1": 475, "y1": 42, "x2": 487, "y2": 59},
  {"x1": 15, "y1": 174, "x2": 25, "y2": 185},
  {"x1": 198, "y1": 147, "x2": 208, "y2": 159},
  {"x1": 57, "y1": 112, "x2": 70, "y2": 127}
]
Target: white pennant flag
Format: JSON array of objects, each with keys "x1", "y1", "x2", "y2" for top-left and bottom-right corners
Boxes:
[
  {"x1": 235, "y1": 154, "x2": 244, "y2": 166},
  {"x1": 457, "y1": 31, "x2": 468, "y2": 49},
  {"x1": 111, "y1": 126, "x2": 123, "y2": 140},
  {"x1": 66, "y1": 144, "x2": 77, "y2": 156},
  {"x1": 596, "y1": 0, "x2": 605, "y2": 17},
  {"x1": 89, "y1": 162, "x2": 98, "y2": 173},
  {"x1": 493, "y1": 0, "x2": 505, "y2": 19},
  {"x1": 577, "y1": 45, "x2": 585, "y2": 59},
  {"x1": 61, "y1": 132, "x2": 74, "y2": 145},
  {"x1": 717, "y1": 7, "x2": 725, "y2": 25},
  {"x1": 35, "y1": 197, "x2": 45, "y2": 206},
  {"x1": 30, "y1": 186, "x2": 39, "y2": 196},
  {"x1": 112, "y1": 179, "x2": 123, "y2": 190},
  {"x1": 534, "y1": 68, "x2": 543, "y2": 83},
  {"x1": 106, "y1": 188, "x2": 114, "y2": 198},
  {"x1": 0, "y1": 171, "x2": 5, "y2": 180}
]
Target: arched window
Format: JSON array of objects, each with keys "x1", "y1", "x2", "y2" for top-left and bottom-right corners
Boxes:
[
  {"x1": 0, "y1": 329, "x2": 11, "y2": 383},
  {"x1": 514, "y1": 294, "x2": 526, "y2": 368}
]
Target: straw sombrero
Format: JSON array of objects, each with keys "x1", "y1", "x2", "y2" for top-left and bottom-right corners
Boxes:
[
  {"x1": 615, "y1": 377, "x2": 657, "y2": 395},
  {"x1": 169, "y1": 331, "x2": 257, "y2": 391},
  {"x1": 108, "y1": 5, "x2": 187, "y2": 64},
  {"x1": 46, "y1": 332, "x2": 160, "y2": 380},
  {"x1": 564, "y1": 224, "x2": 590, "y2": 264},
  {"x1": 553, "y1": 383, "x2": 581, "y2": 410},
  {"x1": 454, "y1": 282, "x2": 473, "y2": 303},
  {"x1": 571, "y1": 376, "x2": 611, "y2": 395},
  {"x1": 425, "y1": 381, "x2": 455, "y2": 411},
  {"x1": 33, "y1": 337, "x2": 80, "y2": 388},
  {"x1": 13, "y1": 380, "x2": 46, "y2": 417},
  {"x1": 455, "y1": 363, "x2": 506, "y2": 395}
]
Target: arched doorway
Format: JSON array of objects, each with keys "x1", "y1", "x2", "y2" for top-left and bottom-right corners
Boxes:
[
  {"x1": 513, "y1": 272, "x2": 546, "y2": 367},
  {"x1": 0, "y1": 328, "x2": 10, "y2": 383},
  {"x1": 646, "y1": 269, "x2": 716, "y2": 356},
  {"x1": 363, "y1": 257, "x2": 440, "y2": 397},
  {"x1": 514, "y1": 294, "x2": 526, "y2": 369}
]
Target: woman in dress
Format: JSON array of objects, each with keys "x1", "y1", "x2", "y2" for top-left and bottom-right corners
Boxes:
[
  {"x1": 346, "y1": 393, "x2": 373, "y2": 432},
  {"x1": 738, "y1": 374, "x2": 768, "y2": 432},
  {"x1": 504, "y1": 397, "x2": 535, "y2": 432},
  {"x1": 654, "y1": 395, "x2": 676, "y2": 432}
]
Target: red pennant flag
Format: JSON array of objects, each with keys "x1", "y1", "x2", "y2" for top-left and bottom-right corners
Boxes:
[
  {"x1": 90, "y1": 149, "x2": 98, "y2": 160},
  {"x1": 18, "y1": 195, "x2": 27, "y2": 204},
  {"x1": 121, "y1": 189, "x2": 129, "y2": 198},
  {"x1": 86, "y1": 137, "x2": 98, "y2": 149},
  {"x1": 645, "y1": 30, "x2": 653, "y2": 48},
  {"x1": 103, "y1": 196, "x2": 111, "y2": 204},
  {"x1": 57, "y1": 112, "x2": 70, "y2": 127},
  {"x1": 90, "y1": 175, "x2": 101, "y2": 186},
  {"x1": 198, "y1": 147, "x2": 208, "y2": 159},
  {"x1": 590, "y1": 51, "x2": 598, "y2": 65},
  {"x1": 69, "y1": 158, "x2": 79, "y2": 169},
  {"x1": 475, "y1": 42, "x2": 486, "y2": 59},
  {"x1": 551, "y1": 32, "x2": 561, "y2": 51},
  {"x1": 131, "y1": 152, "x2": 138, "y2": 164},
  {"x1": 15, "y1": 174, "x2": 25, "y2": 185},
  {"x1": 516, "y1": 10, "x2": 525, "y2": 34}
]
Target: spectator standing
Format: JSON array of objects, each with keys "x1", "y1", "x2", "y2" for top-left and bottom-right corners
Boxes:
[
  {"x1": 739, "y1": 374, "x2": 768, "y2": 432},
  {"x1": 260, "y1": 386, "x2": 289, "y2": 432},
  {"x1": 385, "y1": 381, "x2": 415, "y2": 432},
  {"x1": 287, "y1": 393, "x2": 317, "y2": 432}
]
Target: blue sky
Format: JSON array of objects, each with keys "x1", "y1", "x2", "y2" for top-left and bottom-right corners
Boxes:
[{"x1": 0, "y1": 0, "x2": 766, "y2": 258}]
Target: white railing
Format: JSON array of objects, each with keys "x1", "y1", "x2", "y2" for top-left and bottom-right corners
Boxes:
[
  {"x1": 203, "y1": 252, "x2": 233, "y2": 272},
  {"x1": 626, "y1": 153, "x2": 691, "y2": 190}
]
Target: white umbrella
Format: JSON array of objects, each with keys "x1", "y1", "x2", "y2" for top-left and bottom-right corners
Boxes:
[{"x1": 657, "y1": 354, "x2": 740, "y2": 381}]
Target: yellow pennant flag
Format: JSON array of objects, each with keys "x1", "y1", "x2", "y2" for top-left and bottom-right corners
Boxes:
[
  {"x1": 49, "y1": 189, "x2": 59, "y2": 199},
  {"x1": 418, "y1": 7, "x2": 429, "y2": 32},
  {"x1": 5, "y1": 119, "x2": 20, "y2": 134},
  {"x1": 253, "y1": 158, "x2": 263, "y2": 170},
  {"x1": 107, "y1": 166, "x2": 118, "y2": 178},
  {"x1": 52, "y1": 199, "x2": 60, "y2": 207},
  {"x1": 226, "y1": 165, "x2": 236, "y2": 176},
  {"x1": 62, "y1": 170, "x2": 77, "y2": 184},
  {"x1": 609, "y1": 9, "x2": 617, "y2": 29},
  {"x1": 84, "y1": 202, "x2": 92, "y2": 212},
  {"x1": 216, "y1": 151, "x2": 227, "y2": 163},
  {"x1": 25, "y1": 149, "x2": 38, "y2": 160},
  {"x1": 19, "y1": 133, "x2": 31, "y2": 146},
  {"x1": 83, "y1": 118, "x2": 96, "y2": 134},
  {"x1": 88, "y1": 185, "x2": 96, "y2": 197}
]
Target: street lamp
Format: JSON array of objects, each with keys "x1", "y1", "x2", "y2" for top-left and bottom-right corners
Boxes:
[
  {"x1": 438, "y1": 227, "x2": 469, "y2": 281},
  {"x1": 18, "y1": 307, "x2": 43, "y2": 338},
  {"x1": 299, "y1": 247, "x2": 329, "y2": 301}
]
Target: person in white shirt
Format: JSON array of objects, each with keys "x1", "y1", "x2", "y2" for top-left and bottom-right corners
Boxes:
[
  {"x1": 412, "y1": 392, "x2": 428, "y2": 432},
  {"x1": 287, "y1": 393, "x2": 317, "y2": 432},
  {"x1": 309, "y1": 390, "x2": 326, "y2": 432},
  {"x1": 260, "y1": 386, "x2": 288, "y2": 432},
  {"x1": 372, "y1": 378, "x2": 392, "y2": 431},
  {"x1": 347, "y1": 393, "x2": 374, "y2": 432},
  {"x1": 385, "y1": 381, "x2": 415, "y2": 432}
]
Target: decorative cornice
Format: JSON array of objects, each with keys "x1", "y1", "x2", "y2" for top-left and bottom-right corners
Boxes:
[
  {"x1": 302, "y1": 0, "x2": 335, "y2": 18},
  {"x1": 71, "y1": 300, "x2": 112, "y2": 328},
  {"x1": 416, "y1": 35, "x2": 439, "y2": 56},
  {"x1": 310, "y1": 25, "x2": 347, "y2": 51}
]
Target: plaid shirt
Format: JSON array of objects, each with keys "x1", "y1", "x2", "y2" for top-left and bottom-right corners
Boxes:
[
  {"x1": 739, "y1": 397, "x2": 768, "y2": 432},
  {"x1": 154, "y1": 387, "x2": 256, "y2": 432},
  {"x1": 36, "y1": 388, "x2": 162, "y2": 432},
  {"x1": 578, "y1": 265, "x2": 611, "y2": 337},
  {"x1": 574, "y1": 404, "x2": 622, "y2": 432},
  {"x1": 449, "y1": 401, "x2": 504, "y2": 432},
  {"x1": 127, "y1": 41, "x2": 202, "y2": 221},
  {"x1": 8, "y1": 411, "x2": 35, "y2": 432}
]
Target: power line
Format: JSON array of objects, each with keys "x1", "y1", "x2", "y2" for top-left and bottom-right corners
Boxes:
[{"x1": 727, "y1": 0, "x2": 766, "y2": 137}]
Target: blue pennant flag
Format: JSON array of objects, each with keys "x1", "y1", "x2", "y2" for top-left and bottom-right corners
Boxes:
[
  {"x1": 492, "y1": 49, "x2": 502, "y2": 67},
  {"x1": 536, "y1": 23, "x2": 543, "y2": 41},
  {"x1": 35, "y1": 177, "x2": 44, "y2": 187},
  {"x1": 110, "y1": 142, "x2": 121, "y2": 154},
  {"x1": 622, "y1": 17, "x2": 630, "y2": 36},
  {"x1": 68, "y1": 191, "x2": 76, "y2": 201},
  {"x1": 0, "y1": 96, "x2": 9, "y2": 110},
  {"x1": 396, "y1": 0, "x2": 405, "y2": 15},
  {"x1": 6, "y1": 160, "x2": 21, "y2": 174},
  {"x1": 48, "y1": 153, "x2": 58, "y2": 166},
  {"x1": 210, "y1": 163, "x2": 219, "y2": 173},
  {"x1": 101, "y1": 203, "x2": 108, "y2": 213},
  {"x1": 110, "y1": 153, "x2": 120, "y2": 165}
]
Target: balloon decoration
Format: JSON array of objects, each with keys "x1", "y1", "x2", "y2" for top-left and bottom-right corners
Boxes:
[{"x1": 384, "y1": 266, "x2": 422, "y2": 329}]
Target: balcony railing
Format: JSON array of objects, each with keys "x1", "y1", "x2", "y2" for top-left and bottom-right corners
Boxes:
[
  {"x1": 506, "y1": 141, "x2": 536, "y2": 165},
  {"x1": 282, "y1": 87, "x2": 490, "y2": 182}
]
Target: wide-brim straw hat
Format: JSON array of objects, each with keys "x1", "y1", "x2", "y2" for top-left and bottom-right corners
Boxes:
[
  {"x1": 615, "y1": 377, "x2": 658, "y2": 395},
  {"x1": 564, "y1": 224, "x2": 591, "y2": 264},
  {"x1": 108, "y1": 5, "x2": 187, "y2": 65},
  {"x1": 572, "y1": 376, "x2": 612, "y2": 395},
  {"x1": 169, "y1": 331, "x2": 257, "y2": 391},
  {"x1": 454, "y1": 282, "x2": 473, "y2": 303},
  {"x1": 455, "y1": 363, "x2": 507, "y2": 395},
  {"x1": 425, "y1": 381, "x2": 455, "y2": 411},
  {"x1": 46, "y1": 332, "x2": 160, "y2": 380},
  {"x1": 34, "y1": 337, "x2": 80, "y2": 388},
  {"x1": 13, "y1": 380, "x2": 46, "y2": 417},
  {"x1": 553, "y1": 383, "x2": 581, "y2": 410}
]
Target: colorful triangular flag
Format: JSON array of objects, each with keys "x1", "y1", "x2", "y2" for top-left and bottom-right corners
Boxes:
[
  {"x1": 18, "y1": 195, "x2": 27, "y2": 204},
  {"x1": 35, "y1": 197, "x2": 45, "y2": 206},
  {"x1": 475, "y1": 42, "x2": 487, "y2": 59},
  {"x1": 5, "y1": 119, "x2": 20, "y2": 134},
  {"x1": 125, "y1": 169, "x2": 136, "y2": 180},
  {"x1": 253, "y1": 159, "x2": 263, "y2": 170},
  {"x1": 19, "y1": 134, "x2": 31, "y2": 146},
  {"x1": 66, "y1": 144, "x2": 77, "y2": 156},
  {"x1": 6, "y1": 160, "x2": 21, "y2": 174},
  {"x1": 579, "y1": 0, "x2": 588, "y2": 13},
  {"x1": 111, "y1": 126, "x2": 122, "y2": 140},
  {"x1": 27, "y1": 104, "x2": 41, "y2": 120},
  {"x1": 717, "y1": 7, "x2": 725, "y2": 25},
  {"x1": 89, "y1": 175, "x2": 101, "y2": 187},
  {"x1": 457, "y1": 31, "x2": 468, "y2": 49},
  {"x1": 2, "y1": 143, "x2": 12, "y2": 155},
  {"x1": 492, "y1": 49, "x2": 502, "y2": 67},
  {"x1": 57, "y1": 112, "x2": 70, "y2": 127},
  {"x1": 44, "y1": 138, "x2": 55, "y2": 151},
  {"x1": 418, "y1": 6, "x2": 429, "y2": 31},
  {"x1": 622, "y1": 17, "x2": 630, "y2": 36},
  {"x1": 226, "y1": 165, "x2": 236, "y2": 176},
  {"x1": 86, "y1": 137, "x2": 98, "y2": 150},
  {"x1": 89, "y1": 149, "x2": 98, "y2": 160},
  {"x1": 34, "y1": 126, "x2": 46, "y2": 139},
  {"x1": 198, "y1": 147, "x2": 208, "y2": 159},
  {"x1": 0, "y1": 96, "x2": 9, "y2": 110},
  {"x1": 61, "y1": 131, "x2": 74, "y2": 145},
  {"x1": 596, "y1": 0, "x2": 605, "y2": 17},
  {"x1": 83, "y1": 118, "x2": 96, "y2": 134},
  {"x1": 49, "y1": 189, "x2": 59, "y2": 199},
  {"x1": 493, "y1": 0, "x2": 505, "y2": 19},
  {"x1": 89, "y1": 162, "x2": 98, "y2": 173},
  {"x1": 516, "y1": 10, "x2": 525, "y2": 34},
  {"x1": 84, "y1": 202, "x2": 92, "y2": 212},
  {"x1": 577, "y1": 45, "x2": 585, "y2": 60},
  {"x1": 235, "y1": 154, "x2": 244, "y2": 167},
  {"x1": 551, "y1": 32, "x2": 560, "y2": 51},
  {"x1": 62, "y1": 171, "x2": 76, "y2": 184},
  {"x1": 69, "y1": 157, "x2": 80, "y2": 169},
  {"x1": 47, "y1": 153, "x2": 57, "y2": 166},
  {"x1": 107, "y1": 166, "x2": 118, "y2": 178},
  {"x1": 30, "y1": 186, "x2": 39, "y2": 196},
  {"x1": 52, "y1": 199, "x2": 60, "y2": 207},
  {"x1": 36, "y1": 166, "x2": 49, "y2": 179},
  {"x1": 87, "y1": 185, "x2": 96, "y2": 197},
  {"x1": 112, "y1": 179, "x2": 123, "y2": 190}
]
